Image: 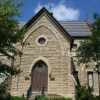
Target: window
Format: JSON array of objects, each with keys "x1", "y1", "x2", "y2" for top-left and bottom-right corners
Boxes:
[
  {"x1": 38, "y1": 37, "x2": 46, "y2": 45},
  {"x1": 36, "y1": 36, "x2": 47, "y2": 46},
  {"x1": 87, "y1": 72, "x2": 94, "y2": 88}
]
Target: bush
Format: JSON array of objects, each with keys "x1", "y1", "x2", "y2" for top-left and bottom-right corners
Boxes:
[
  {"x1": 65, "y1": 98, "x2": 72, "y2": 100},
  {"x1": 35, "y1": 96, "x2": 48, "y2": 100},
  {"x1": 49, "y1": 97, "x2": 72, "y2": 100},
  {"x1": 35, "y1": 96, "x2": 72, "y2": 100},
  {"x1": 0, "y1": 92, "x2": 11, "y2": 100},
  {"x1": 75, "y1": 85, "x2": 100, "y2": 100},
  {"x1": 11, "y1": 96, "x2": 25, "y2": 100},
  {"x1": 75, "y1": 85, "x2": 94, "y2": 100},
  {"x1": 93, "y1": 96, "x2": 100, "y2": 100}
]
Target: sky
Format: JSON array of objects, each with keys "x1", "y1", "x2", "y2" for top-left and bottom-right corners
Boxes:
[{"x1": 18, "y1": 0, "x2": 100, "y2": 22}]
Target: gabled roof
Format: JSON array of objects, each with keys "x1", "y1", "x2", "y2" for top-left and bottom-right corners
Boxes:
[
  {"x1": 24, "y1": 7, "x2": 72, "y2": 41},
  {"x1": 22, "y1": 7, "x2": 92, "y2": 39},
  {"x1": 60, "y1": 21, "x2": 92, "y2": 38}
]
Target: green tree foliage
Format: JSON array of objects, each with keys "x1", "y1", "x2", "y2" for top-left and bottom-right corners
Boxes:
[
  {"x1": 75, "y1": 85, "x2": 94, "y2": 100},
  {"x1": 76, "y1": 15, "x2": 100, "y2": 98},
  {"x1": 0, "y1": 0, "x2": 25, "y2": 75},
  {"x1": 0, "y1": 0, "x2": 24, "y2": 57},
  {"x1": 77, "y1": 16, "x2": 100, "y2": 70},
  {"x1": 0, "y1": 0, "x2": 24, "y2": 99}
]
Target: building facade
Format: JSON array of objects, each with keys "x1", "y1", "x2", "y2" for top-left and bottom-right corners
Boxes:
[{"x1": 9, "y1": 8, "x2": 99, "y2": 99}]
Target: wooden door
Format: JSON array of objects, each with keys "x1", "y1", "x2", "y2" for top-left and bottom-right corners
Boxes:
[{"x1": 31, "y1": 61, "x2": 48, "y2": 92}]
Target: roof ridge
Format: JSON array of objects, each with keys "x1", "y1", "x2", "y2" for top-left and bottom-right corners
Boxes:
[
  {"x1": 23, "y1": 7, "x2": 72, "y2": 41},
  {"x1": 60, "y1": 21, "x2": 88, "y2": 23}
]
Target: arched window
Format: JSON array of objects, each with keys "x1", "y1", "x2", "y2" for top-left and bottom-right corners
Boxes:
[{"x1": 87, "y1": 71, "x2": 94, "y2": 88}]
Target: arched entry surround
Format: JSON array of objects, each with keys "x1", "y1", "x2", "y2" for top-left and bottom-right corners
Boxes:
[{"x1": 31, "y1": 57, "x2": 49, "y2": 93}]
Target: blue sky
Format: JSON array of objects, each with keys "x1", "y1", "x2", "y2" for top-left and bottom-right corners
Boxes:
[{"x1": 19, "y1": 0, "x2": 100, "y2": 22}]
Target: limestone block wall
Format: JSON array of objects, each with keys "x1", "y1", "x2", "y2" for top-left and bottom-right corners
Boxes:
[{"x1": 11, "y1": 14, "x2": 75, "y2": 98}]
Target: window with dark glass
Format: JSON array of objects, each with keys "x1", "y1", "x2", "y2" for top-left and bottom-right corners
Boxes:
[
  {"x1": 87, "y1": 72, "x2": 94, "y2": 88},
  {"x1": 38, "y1": 37, "x2": 46, "y2": 45}
]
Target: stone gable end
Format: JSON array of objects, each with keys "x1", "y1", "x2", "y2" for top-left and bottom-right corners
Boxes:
[{"x1": 11, "y1": 13, "x2": 75, "y2": 98}]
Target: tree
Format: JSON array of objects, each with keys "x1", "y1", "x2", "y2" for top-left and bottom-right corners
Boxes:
[
  {"x1": 0, "y1": 0, "x2": 25, "y2": 75},
  {"x1": 76, "y1": 15, "x2": 100, "y2": 95},
  {"x1": 0, "y1": 0, "x2": 24, "y2": 57},
  {"x1": 0, "y1": 0, "x2": 25, "y2": 99}
]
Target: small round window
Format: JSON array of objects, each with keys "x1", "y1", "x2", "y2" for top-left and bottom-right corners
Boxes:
[{"x1": 38, "y1": 37, "x2": 46, "y2": 45}]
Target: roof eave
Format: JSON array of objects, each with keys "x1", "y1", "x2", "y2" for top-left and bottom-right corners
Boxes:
[
  {"x1": 23, "y1": 7, "x2": 73, "y2": 42},
  {"x1": 72, "y1": 36, "x2": 91, "y2": 39}
]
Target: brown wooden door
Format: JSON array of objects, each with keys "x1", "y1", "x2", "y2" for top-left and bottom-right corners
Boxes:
[{"x1": 31, "y1": 61, "x2": 48, "y2": 92}]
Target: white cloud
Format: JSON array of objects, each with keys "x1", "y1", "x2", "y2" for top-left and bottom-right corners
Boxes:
[
  {"x1": 34, "y1": 3, "x2": 43, "y2": 13},
  {"x1": 51, "y1": 5, "x2": 79, "y2": 21},
  {"x1": 34, "y1": 3, "x2": 80, "y2": 21}
]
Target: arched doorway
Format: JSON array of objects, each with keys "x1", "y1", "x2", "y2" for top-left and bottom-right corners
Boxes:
[{"x1": 31, "y1": 60, "x2": 48, "y2": 94}]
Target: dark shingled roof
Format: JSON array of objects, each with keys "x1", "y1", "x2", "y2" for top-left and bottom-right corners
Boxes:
[
  {"x1": 22, "y1": 7, "x2": 72, "y2": 41},
  {"x1": 60, "y1": 21, "x2": 92, "y2": 38},
  {"x1": 19, "y1": 8, "x2": 92, "y2": 39},
  {"x1": 19, "y1": 21, "x2": 92, "y2": 38}
]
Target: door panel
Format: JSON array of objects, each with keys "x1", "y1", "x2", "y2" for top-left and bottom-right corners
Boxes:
[{"x1": 31, "y1": 61, "x2": 48, "y2": 92}]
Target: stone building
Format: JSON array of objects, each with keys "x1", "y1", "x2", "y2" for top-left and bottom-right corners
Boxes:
[{"x1": 8, "y1": 8, "x2": 99, "y2": 99}]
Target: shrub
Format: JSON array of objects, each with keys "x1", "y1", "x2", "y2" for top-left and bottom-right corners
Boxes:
[
  {"x1": 93, "y1": 96, "x2": 100, "y2": 100},
  {"x1": 11, "y1": 96, "x2": 25, "y2": 100},
  {"x1": 48, "y1": 97, "x2": 72, "y2": 100},
  {"x1": 75, "y1": 85, "x2": 100, "y2": 100},
  {"x1": 35, "y1": 96, "x2": 72, "y2": 100},
  {"x1": 0, "y1": 92, "x2": 11, "y2": 100},
  {"x1": 35, "y1": 96, "x2": 48, "y2": 100}
]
